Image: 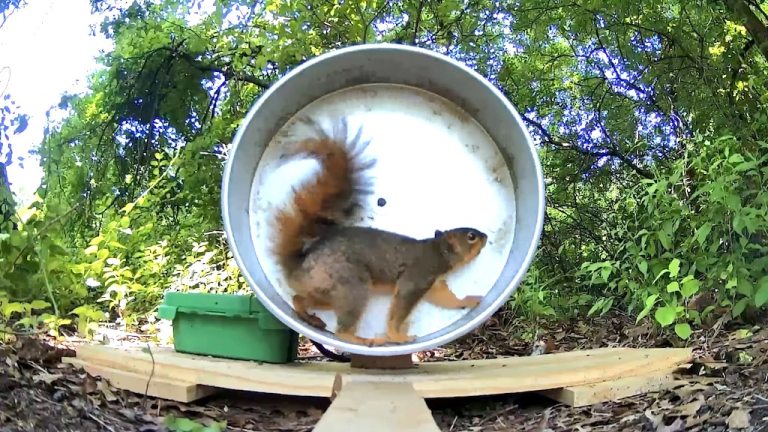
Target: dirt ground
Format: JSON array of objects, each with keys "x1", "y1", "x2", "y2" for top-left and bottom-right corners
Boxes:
[{"x1": 1, "y1": 311, "x2": 767, "y2": 432}]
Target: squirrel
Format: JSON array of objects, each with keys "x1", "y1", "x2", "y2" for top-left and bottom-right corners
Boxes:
[{"x1": 271, "y1": 117, "x2": 488, "y2": 346}]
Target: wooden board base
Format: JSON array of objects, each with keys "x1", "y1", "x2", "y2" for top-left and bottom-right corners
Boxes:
[
  {"x1": 539, "y1": 367, "x2": 689, "y2": 407},
  {"x1": 66, "y1": 358, "x2": 220, "y2": 402},
  {"x1": 63, "y1": 345, "x2": 698, "y2": 431},
  {"x1": 315, "y1": 376, "x2": 440, "y2": 432},
  {"x1": 64, "y1": 345, "x2": 692, "y2": 404}
]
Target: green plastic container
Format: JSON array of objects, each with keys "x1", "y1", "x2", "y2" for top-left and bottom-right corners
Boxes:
[{"x1": 157, "y1": 292, "x2": 299, "y2": 363}]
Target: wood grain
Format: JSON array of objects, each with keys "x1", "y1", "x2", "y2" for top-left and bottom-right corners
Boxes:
[
  {"x1": 64, "y1": 345, "x2": 693, "y2": 401},
  {"x1": 314, "y1": 375, "x2": 440, "y2": 432}
]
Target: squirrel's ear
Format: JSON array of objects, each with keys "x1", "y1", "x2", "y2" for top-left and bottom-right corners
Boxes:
[{"x1": 434, "y1": 229, "x2": 444, "y2": 238}]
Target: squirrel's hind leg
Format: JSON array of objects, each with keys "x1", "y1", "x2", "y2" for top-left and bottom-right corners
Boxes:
[{"x1": 331, "y1": 269, "x2": 386, "y2": 347}]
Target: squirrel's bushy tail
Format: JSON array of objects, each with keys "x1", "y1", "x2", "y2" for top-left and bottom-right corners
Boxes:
[{"x1": 272, "y1": 117, "x2": 375, "y2": 274}]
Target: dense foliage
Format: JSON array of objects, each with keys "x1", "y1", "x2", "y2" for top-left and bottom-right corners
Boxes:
[{"x1": 2, "y1": 0, "x2": 768, "y2": 341}]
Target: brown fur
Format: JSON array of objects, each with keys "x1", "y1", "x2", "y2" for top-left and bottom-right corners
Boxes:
[{"x1": 271, "y1": 117, "x2": 489, "y2": 346}]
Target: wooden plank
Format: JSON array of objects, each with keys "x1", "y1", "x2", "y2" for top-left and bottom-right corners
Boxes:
[
  {"x1": 70, "y1": 345, "x2": 340, "y2": 397},
  {"x1": 314, "y1": 375, "x2": 440, "y2": 432},
  {"x1": 65, "y1": 358, "x2": 219, "y2": 402},
  {"x1": 69, "y1": 345, "x2": 693, "y2": 400},
  {"x1": 539, "y1": 370, "x2": 685, "y2": 407}
]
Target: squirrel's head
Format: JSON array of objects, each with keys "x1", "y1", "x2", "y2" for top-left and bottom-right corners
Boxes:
[{"x1": 434, "y1": 227, "x2": 488, "y2": 267}]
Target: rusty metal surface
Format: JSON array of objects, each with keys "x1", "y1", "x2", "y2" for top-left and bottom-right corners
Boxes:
[{"x1": 221, "y1": 44, "x2": 545, "y2": 356}]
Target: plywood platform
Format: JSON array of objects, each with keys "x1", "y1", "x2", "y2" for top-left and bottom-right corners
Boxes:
[
  {"x1": 65, "y1": 345, "x2": 693, "y2": 401},
  {"x1": 64, "y1": 345, "x2": 695, "y2": 431}
]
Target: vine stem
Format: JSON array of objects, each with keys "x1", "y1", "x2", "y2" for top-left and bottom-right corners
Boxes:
[{"x1": 36, "y1": 250, "x2": 60, "y2": 317}]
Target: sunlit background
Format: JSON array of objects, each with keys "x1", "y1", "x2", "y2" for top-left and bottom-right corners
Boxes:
[{"x1": 0, "y1": 0, "x2": 221, "y2": 206}]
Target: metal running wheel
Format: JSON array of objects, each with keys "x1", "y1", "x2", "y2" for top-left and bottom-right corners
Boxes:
[{"x1": 221, "y1": 44, "x2": 545, "y2": 357}]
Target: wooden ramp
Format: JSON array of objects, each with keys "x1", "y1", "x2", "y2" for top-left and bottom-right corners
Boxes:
[{"x1": 64, "y1": 345, "x2": 695, "y2": 431}]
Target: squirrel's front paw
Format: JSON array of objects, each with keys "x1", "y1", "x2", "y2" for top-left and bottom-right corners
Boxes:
[{"x1": 460, "y1": 295, "x2": 483, "y2": 308}]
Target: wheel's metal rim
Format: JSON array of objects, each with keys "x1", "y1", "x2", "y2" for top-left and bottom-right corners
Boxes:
[{"x1": 221, "y1": 43, "x2": 546, "y2": 356}]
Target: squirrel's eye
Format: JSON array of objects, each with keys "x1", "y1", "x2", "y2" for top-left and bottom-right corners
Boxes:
[{"x1": 467, "y1": 232, "x2": 477, "y2": 242}]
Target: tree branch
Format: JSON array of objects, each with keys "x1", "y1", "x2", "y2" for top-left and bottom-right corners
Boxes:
[
  {"x1": 179, "y1": 53, "x2": 271, "y2": 89},
  {"x1": 723, "y1": 0, "x2": 768, "y2": 62},
  {"x1": 412, "y1": 0, "x2": 425, "y2": 45},
  {"x1": 521, "y1": 114, "x2": 653, "y2": 179}
]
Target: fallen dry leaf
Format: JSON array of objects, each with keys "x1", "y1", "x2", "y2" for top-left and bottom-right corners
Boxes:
[
  {"x1": 82, "y1": 373, "x2": 98, "y2": 394},
  {"x1": 644, "y1": 410, "x2": 662, "y2": 428},
  {"x1": 672, "y1": 382, "x2": 710, "y2": 399},
  {"x1": 306, "y1": 407, "x2": 324, "y2": 418},
  {"x1": 626, "y1": 321, "x2": 653, "y2": 338},
  {"x1": 118, "y1": 408, "x2": 137, "y2": 421},
  {"x1": 658, "y1": 418, "x2": 686, "y2": 432},
  {"x1": 726, "y1": 408, "x2": 751, "y2": 429},
  {"x1": 686, "y1": 412, "x2": 712, "y2": 428},
  {"x1": 97, "y1": 379, "x2": 118, "y2": 402},
  {"x1": 644, "y1": 410, "x2": 686, "y2": 432},
  {"x1": 655, "y1": 399, "x2": 675, "y2": 411},
  {"x1": 675, "y1": 393, "x2": 705, "y2": 417},
  {"x1": 32, "y1": 372, "x2": 63, "y2": 385}
]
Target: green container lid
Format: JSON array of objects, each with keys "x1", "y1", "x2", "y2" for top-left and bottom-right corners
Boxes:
[
  {"x1": 157, "y1": 291, "x2": 287, "y2": 330},
  {"x1": 157, "y1": 291, "x2": 298, "y2": 363}
]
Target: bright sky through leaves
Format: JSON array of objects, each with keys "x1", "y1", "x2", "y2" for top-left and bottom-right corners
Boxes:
[{"x1": 0, "y1": 0, "x2": 111, "y2": 205}]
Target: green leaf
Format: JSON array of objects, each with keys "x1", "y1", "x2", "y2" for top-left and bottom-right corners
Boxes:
[
  {"x1": 755, "y1": 277, "x2": 768, "y2": 307},
  {"x1": 736, "y1": 278, "x2": 752, "y2": 297},
  {"x1": 695, "y1": 223, "x2": 712, "y2": 246},
  {"x1": 654, "y1": 305, "x2": 676, "y2": 327},
  {"x1": 165, "y1": 416, "x2": 202, "y2": 432},
  {"x1": 587, "y1": 298, "x2": 604, "y2": 317},
  {"x1": 203, "y1": 421, "x2": 227, "y2": 432},
  {"x1": 15, "y1": 317, "x2": 34, "y2": 328},
  {"x1": 668, "y1": 259, "x2": 681, "y2": 278},
  {"x1": 600, "y1": 265, "x2": 611, "y2": 282},
  {"x1": 636, "y1": 294, "x2": 659, "y2": 323},
  {"x1": 84, "y1": 245, "x2": 98, "y2": 255},
  {"x1": 2, "y1": 302, "x2": 25, "y2": 318},
  {"x1": 666, "y1": 281, "x2": 680, "y2": 293},
  {"x1": 29, "y1": 300, "x2": 50, "y2": 310},
  {"x1": 653, "y1": 269, "x2": 670, "y2": 284},
  {"x1": 638, "y1": 260, "x2": 648, "y2": 276},
  {"x1": 108, "y1": 241, "x2": 127, "y2": 250},
  {"x1": 680, "y1": 279, "x2": 700, "y2": 298},
  {"x1": 600, "y1": 297, "x2": 613, "y2": 315},
  {"x1": 734, "y1": 161, "x2": 757, "y2": 172},
  {"x1": 645, "y1": 294, "x2": 660, "y2": 307},
  {"x1": 733, "y1": 298, "x2": 749, "y2": 318},
  {"x1": 70, "y1": 306, "x2": 97, "y2": 317},
  {"x1": 674, "y1": 323, "x2": 692, "y2": 340},
  {"x1": 9, "y1": 231, "x2": 26, "y2": 248},
  {"x1": 658, "y1": 231, "x2": 671, "y2": 250}
]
